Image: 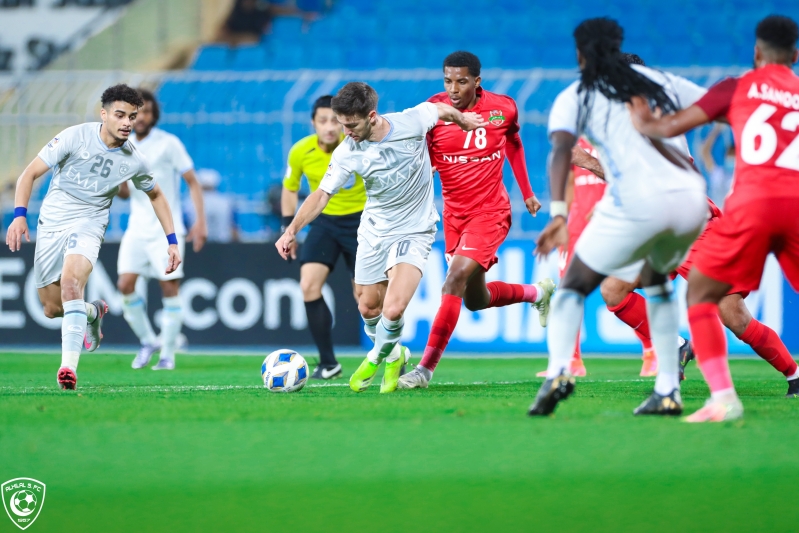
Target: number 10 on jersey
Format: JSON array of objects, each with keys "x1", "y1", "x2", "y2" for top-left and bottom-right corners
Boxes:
[{"x1": 463, "y1": 127, "x2": 487, "y2": 149}]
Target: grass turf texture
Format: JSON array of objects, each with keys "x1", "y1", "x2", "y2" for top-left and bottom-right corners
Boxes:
[{"x1": 1, "y1": 353, "x2": 796, "y2": 533}]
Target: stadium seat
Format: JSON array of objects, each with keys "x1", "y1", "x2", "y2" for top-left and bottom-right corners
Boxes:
[{"x1": 193, "y1": 45, "x2": 230, "y2": 70}]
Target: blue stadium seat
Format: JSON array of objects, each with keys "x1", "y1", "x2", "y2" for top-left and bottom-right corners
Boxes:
[
  {"x1": 230, "y1": 45, "x2": 267, "y2": 71},
  {"x1": 193, "y1": 45, "x2": 230, "y2": 70}
]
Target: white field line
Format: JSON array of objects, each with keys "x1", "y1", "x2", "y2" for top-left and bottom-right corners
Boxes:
[{"x1": 0, "y1": 379, "x2": 651, "y2": 395}]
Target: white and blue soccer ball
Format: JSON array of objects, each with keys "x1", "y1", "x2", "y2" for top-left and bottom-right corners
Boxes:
[{"x1": 261, "y1": 349, "x2": 308, "y2": 393}]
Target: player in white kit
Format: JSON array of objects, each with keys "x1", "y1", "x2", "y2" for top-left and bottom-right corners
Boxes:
[
  {"x1": 4, "y1": 84, "x2": 181, "y2": 390},
  {"x1": 276, "y1": 82, "x2": 486, "y2": 393},
  {"x1": 117, "y1": 89, "x2": 207, "y2": 370},
  {"x1": 528, "y1": 18, "x2": 708, "y2": 416}
]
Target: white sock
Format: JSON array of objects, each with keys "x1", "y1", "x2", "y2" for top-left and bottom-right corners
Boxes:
[
  {"x1": 369, "y1": 315, "x2": 404, "y2": 364},
  {"x1": 159, "y1": 296, "x2": 182, "y2": 362},
  {"x1": 711, "y1": 388, "x2": 739, "y2": 403},
  {"x1": 121, "y1": 292, "x2": 157, "y2": 346},
  {"x1": 531, "y1": 283, "x2": 545, "y2": 303},
  {"x1": 61, "y1": 299, "x2": 86, "y2": 371},
  {"x1": 787, "y1": 367, "x2": 799, "y2": 381},
  {"x1": 546, "y1": 289, "x2": 585, "y2": 378},
  {"x1": 644, "y1": 283, "x2": 680, "y2": 396},
  {"x1": 363, "y1": 315, "x2": 380, "y2": 344}
]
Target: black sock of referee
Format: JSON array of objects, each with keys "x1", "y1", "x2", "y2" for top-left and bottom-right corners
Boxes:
[{"x1": 305, "y1": 297, "x2": 337, "y2": 368}]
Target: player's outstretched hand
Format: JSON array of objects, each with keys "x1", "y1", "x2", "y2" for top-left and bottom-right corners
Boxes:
[
  {"x1": 187, "y1": 221, "x2": 208, "y2": 253},
  {"x1": 525, "y1": 196, "x2": 542, "y2": 217},
  {"x1": 535, "y1": 217, "x2": 568, "y2": 258},
  {"x1": 460, "y1": 112, "x2": 489, "y2": 131},
  {"x1": 165, "y1": 244, "x2": 182, "y2": 275},
  {"x1": 5, "y1": 217, "x2": 30, "y2": 252},
  {"x1": 276, "y1": 231, "x2": 296, "y2": 261}
]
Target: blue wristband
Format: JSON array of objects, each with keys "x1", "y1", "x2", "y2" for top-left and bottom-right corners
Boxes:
[
  {"x1": 166, "y1": 233, "x2": 178, "y2": 245},
  {"x1": 14, "y1": 207, "x2": 27, "y2": 219}
]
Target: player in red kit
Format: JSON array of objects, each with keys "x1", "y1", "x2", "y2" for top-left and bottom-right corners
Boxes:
[
  {"x1": 397, "y1": 51, "x2": 552, "y2": 390},
  {"x1": 630, "y1": 15, "x2": 799, "y2": 421}
]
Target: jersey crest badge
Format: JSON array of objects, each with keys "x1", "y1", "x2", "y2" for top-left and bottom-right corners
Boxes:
[
  {"x1": 489, "y1": 110, "x2": 505, "y2": 126},
  {"x1": 404, "y1": 138, "x2": 416, "y2": 150},
  {"x1": 119, "y1": 162, "x2": 130, "y2": 176}
]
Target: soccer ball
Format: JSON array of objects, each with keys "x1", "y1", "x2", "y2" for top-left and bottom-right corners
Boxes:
[
  {"x1": 14, "y1": 490, "x2": 37, "y2": 513},
  {"x1": 261, "y1": 350, "x2": 308, "y2": 393}
]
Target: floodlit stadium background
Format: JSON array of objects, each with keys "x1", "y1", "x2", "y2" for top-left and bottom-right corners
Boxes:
[{"x1": 1, "y1": 0, "x2": 797, "y2": 353}]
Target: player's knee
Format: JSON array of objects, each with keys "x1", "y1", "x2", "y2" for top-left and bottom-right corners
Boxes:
[
  {"x1": 42, "y1": 302, "x2": 63, "y2": 319},
  {"x1": 463, "y1": 297, "x2": 486, "y2": 312},
  {"x1": 600, "y1": 278, "x2": 629, "y2": 308},
  {"x1": 117, "y1": 277, "x2": 135, "y2": 295},
  {"x1": 442, "y1": 276, "x2": 467, "y2": 297},
  {"x1": 299, "y1": 277, "x2": 323, "y2": 300},
  {"x1": 60, "y1": 276, "x2": 82, "y2": 301},
  {"x1": 720, "y1": 300, "x2": 751, "y2": 338},
  {"x1": 358, "y1": 300, "x2": 381, "y2": 319},
  {"x1": 381, "y1": 303, "x2": 405, "y2": 322}
]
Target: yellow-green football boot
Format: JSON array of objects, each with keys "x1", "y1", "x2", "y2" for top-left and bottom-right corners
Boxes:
[
  {"x1": 532, "y1": 278, "x2": 557, "y2": 327},
  {"x1": 349, "y1": 357, "x2": 380, "y2": 392},
  {"x1": 380, "y1": 346, "x2": 411, "y2": 394}
]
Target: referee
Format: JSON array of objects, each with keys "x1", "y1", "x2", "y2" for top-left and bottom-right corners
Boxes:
[{"x1": 281, "y1": 95, "x2": 366, "y2": 380}]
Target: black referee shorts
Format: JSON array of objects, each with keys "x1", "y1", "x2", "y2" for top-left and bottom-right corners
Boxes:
[{"x1": 299, "y1": 212, "x2": 361, "y2": 277}]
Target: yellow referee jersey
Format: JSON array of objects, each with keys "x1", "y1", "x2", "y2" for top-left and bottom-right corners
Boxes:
[{"x1": 283, "y1": 134, "x2": 366, "y2": 216}]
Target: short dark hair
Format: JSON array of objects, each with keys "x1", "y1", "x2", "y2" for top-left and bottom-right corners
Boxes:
[
  {"x1": 756, "y1": 15, "x2": 799, "y2": 57},
  {"x1": 443, "y1": 51, "x2": 481, "y2": 77},
  {"x1": 621, "y1": 52, "x2": 645, "y2": 66},
  {"x1": 312, "y1": 95, "x2": 333, "y2": 119},
  {"x1": 331, "y1": 82, "x2": 378, "y2": 118},
  {"x1": 100, "y1": 84, "x2": 143, "y2": 109},
  {"x1": 138, "y1": 88, "x2": 160, "y2": 125}
]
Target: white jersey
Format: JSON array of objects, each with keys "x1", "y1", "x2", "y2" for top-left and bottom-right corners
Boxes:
[
  {"x1": 319, "y1": 102, "x2": 440, "y2": 237},
  {"x1": 548, "y1": 65, "x2": 707, "y2": 206},
  {"x1": 128, "y1": 128, "x2": 193, "y2": 236},
  {"x1": 37, "y1": 122, "x2": 154, "y2": 232}
]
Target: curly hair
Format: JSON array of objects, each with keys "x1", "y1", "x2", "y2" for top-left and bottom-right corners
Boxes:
[{"x1": 100, "y1": 84, "x2": 143, "y2": 109}]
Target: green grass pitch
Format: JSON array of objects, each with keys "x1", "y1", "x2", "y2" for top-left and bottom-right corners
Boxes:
[{"x1": 1, "y1": 352, "x2": 796, "y2": 533}]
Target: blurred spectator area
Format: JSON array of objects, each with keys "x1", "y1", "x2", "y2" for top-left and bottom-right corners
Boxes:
[{"x1": 2, "y1": 0, "x2": 797, "y2": 241}]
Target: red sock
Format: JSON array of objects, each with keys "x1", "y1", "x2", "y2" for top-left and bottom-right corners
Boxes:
[
  {"x1": 739, "y1": 319, "x2": 798, "y2": 377},
  {"x1": 486, "y1": 281, "x2": 538, "y2": 308},
  {"x1": 419, "y1": 294, "x2": 462, "y2": 372},
  {"x1": 607, "y1": 292, "x2": 653, "y2": 351},
  {"x1": 572, "y1": 337, "x2": 582, "y2": 362},
  {"x1": 688, "y1": 303, "x2": 734, "y2": 393}
]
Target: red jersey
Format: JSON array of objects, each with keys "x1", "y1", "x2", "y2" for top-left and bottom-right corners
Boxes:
[
  {"x1": 427, "y1": 88, "x2": 534, "y2": 217},
  {"x1": 695, "y1": 64, "x2": 799, "y2": 207},
  {"x1": 568, "y1": 138, "x2": 606, "y2": 239}
]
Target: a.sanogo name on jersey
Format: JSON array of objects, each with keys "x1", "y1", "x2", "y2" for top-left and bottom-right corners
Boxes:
[
  {"x1": 37, "y1": 122, "x2": 154, "y2": 232},
  {"x1": 695, "y1": 64, "x2": 799, "y2": 204}
]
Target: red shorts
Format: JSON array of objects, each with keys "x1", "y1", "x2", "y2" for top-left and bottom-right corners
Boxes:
[
  {"x1": 690, "y1": 196, "x2": 799, "y2": 293},
  {"x1": 444, "y1": 210, "x2": 511, "y2": 270}
]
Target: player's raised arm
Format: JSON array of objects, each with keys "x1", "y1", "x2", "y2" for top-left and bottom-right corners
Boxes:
[
  {"x1": 145, "y1": 184, "x2": 182, "y2": 274},
  {"x1": 5, "y1": 156, "x2": 50, "y2": 252},
  {"x1": 275, "y1": 188, "x2": 332, "y2": 260},
  {"x1": 434, "y1": 102, "x2": 488, "y2": 131},
  {"x1": 628, "y1": 97, "x2": 711, "y2": 139}
]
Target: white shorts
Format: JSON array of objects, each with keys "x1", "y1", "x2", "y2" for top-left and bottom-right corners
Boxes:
[
  {"x1": 354, "y1": 229, "x2": 436, "y2": 285},
  {"x1": 34, "y1": 222, "x2": 106, "y2": 289},
  {"x1": 574, "y1": 189, "x2": 707, "y2": 283},
  {"x1": 118, "y1": 231, "x2": 185, "y2": 280}
]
